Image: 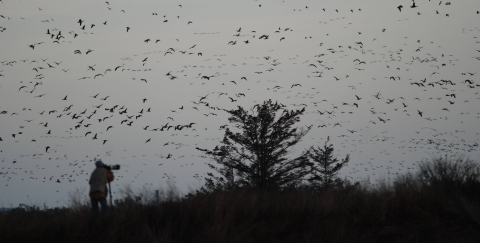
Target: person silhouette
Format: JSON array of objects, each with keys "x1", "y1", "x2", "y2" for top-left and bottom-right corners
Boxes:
[{"x1": 89, "y1": 159, "x2": 114, "y2": 213}]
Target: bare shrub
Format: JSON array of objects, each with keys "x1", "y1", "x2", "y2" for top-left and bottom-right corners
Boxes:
[{"x1": 416, "y1": 155, "x2": 480, "y2": 187}]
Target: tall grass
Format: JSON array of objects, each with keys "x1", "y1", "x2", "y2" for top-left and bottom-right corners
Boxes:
[{"x1": 1, "y1": 156, "x2": 480, "y2": 243}]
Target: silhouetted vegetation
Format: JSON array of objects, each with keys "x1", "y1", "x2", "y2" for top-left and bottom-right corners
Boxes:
[
  {"x1": 306, "y1": 137, "x2": 351, "y2": 192},
  {"x1": 1, "y1": 156, "x2": 480, "y2": 242},
  {"x1": 196, "y1": 100, "x2": 352, "y2": 194},
  {"x1": 197, "y1": 100, "x2": 312, "y2": 192}
]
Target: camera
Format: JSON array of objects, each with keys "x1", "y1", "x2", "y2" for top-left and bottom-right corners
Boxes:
[{"x1": 103, "y1": 164, "x2": 121, "y2": 171}]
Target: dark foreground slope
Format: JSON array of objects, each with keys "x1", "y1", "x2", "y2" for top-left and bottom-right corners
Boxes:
[{"x1": 1, "y1": 158, "x2": 480, "y2": 243}]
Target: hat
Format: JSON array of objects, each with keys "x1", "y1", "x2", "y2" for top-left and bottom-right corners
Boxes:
[{"x1": 95, "y1": 158, "x2": 103, "y2": 167}]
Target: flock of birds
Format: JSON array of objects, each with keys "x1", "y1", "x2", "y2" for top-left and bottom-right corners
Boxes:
[{"x1": 1, "y1": 0, "x2": 480, "y2": 206}]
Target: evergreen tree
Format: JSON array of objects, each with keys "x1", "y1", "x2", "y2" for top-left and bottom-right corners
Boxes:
[
  {"x1": 197, "y1": 99, "x2": 312, "y2": 191},
  {"x1": 307, "y1": 137, "x2": 350, "y2": 191}
]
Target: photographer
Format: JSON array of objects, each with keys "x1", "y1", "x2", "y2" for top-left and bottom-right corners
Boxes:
[{"x1": 89, "y1": 159, "x2": 114, "y2": 213}]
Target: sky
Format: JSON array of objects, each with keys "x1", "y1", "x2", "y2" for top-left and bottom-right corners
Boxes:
[{"x1": 1, "y1": 0, "x2": 480, "y2": 208}]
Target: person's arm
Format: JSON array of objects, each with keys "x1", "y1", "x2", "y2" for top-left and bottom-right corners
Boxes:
[{"x1": 106, "y1": 169, "x2": 114, "y2": 182}]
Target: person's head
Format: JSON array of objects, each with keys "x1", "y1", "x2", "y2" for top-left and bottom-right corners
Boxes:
[{"x1": 95, "y1": 158, "x2": 104, "y2": 168}]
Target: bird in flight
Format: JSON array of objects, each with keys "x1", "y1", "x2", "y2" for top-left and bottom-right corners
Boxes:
[
  {"x1": 199, "y1": 94, "x2": 209, "y2": 102},
  {"x1": 411, "y1": 1, "x2": 417, "y2": 8}
]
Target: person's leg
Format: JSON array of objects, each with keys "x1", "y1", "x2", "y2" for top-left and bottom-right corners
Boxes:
[
  {"x1": 91, "y1": 198, "x2": 99, "y2": 213},
  {"x1": 99, "y1": 197, "x2": 108, "y2": 213}
]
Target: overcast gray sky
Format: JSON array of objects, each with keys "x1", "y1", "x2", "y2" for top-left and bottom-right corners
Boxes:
[{"x1": 1, "y1": 0, "x2": 480, "y2": 208}]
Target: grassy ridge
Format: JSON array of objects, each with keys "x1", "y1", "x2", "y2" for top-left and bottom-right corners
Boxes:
[{"x1": 1, "y1": 156, "x2": 480, "y2": 243}]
